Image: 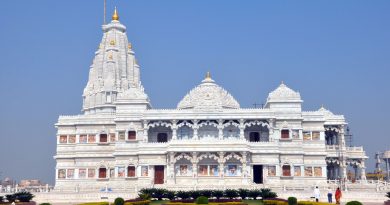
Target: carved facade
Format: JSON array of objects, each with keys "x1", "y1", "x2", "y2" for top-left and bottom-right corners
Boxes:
[{"x1": 54, "y1": 10, "x2": 368, "y2": 192}]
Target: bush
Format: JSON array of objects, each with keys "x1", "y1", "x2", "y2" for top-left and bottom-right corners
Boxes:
[
  {"x1": 164, "y1": 190, "x2": 176, "y2": 200},
  {"x1": 199, "y1": 190, "x2": 213, "y2": 198},
  {"x1": 345, "y1": 201, "x2": 363, "y2": 205},
  {"x1": 196, "y1": 196, "x2": 209, "y2": 204},
  {"x1": 176, "y1": 191, "x2": 191, "y2": 200},
  {"x1": 153, "y1": 188, "x2": 168, "y2": 200},
  {"x1": 114, "y1": 197, "x2": 125, "y2": 205},
  {"x1": 288, "y1": 197, "x2": 297, "y2": 205},
  {"x1": 237, "y1": 189, "x2": 249, "y2": 200},
  {"x1": 224, "y1": 189, "x2": 239, "y2": 199},
  {"x1": 212, "y1": 190, "x2": 224, "y2": 199},
  {"x1": 189, "y1": 190, "x2": 201, "y2": 200},
  {"x1": 139, "y1": 193, "x2": 151, "y2": 200},
  {"x1": 6, "y1": 194, "x2": 17, "y2": 203},
  {"x1": 260, "y1": 188, "x2": 278, "y2": 199},
  {"x1": 248, "y1": 189, "x2": 261, "y2": 200}
]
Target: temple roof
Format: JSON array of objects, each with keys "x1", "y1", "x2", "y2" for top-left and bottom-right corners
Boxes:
[
  {"x1": 177, "y1": 72, "x2": 240, "y2": 110},
  {"x1": 266, "y1": 82, "x2": 302, "y2": 103}
]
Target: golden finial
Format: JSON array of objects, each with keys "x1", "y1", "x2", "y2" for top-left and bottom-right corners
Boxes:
[
  {"x1": 128, "y1": 43, "x2": 132, "y2": 49},
  {"x1": 110, "y1": 40, "x2": 115, "y2": 45},
  {"x1": 108, "y1": 53, "x2": 113, "y2": 60},
  {"x1": 112, "y1": 7, "x2": 119, "y2": 21},
  {"x1": 281, "y1": 80, "x2": 284, "y2": 85},
  {"x1": 205, "y1": 71, "x2": 211, "y2": 80}
]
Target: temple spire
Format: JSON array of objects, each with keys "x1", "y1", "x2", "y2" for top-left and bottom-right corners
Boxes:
[
  {"x1": 112, "y1": 7, "x2": 119, "y2": 21},
  {"x1": 205, "y1": 71, "x2": 211, "y2": 80}
]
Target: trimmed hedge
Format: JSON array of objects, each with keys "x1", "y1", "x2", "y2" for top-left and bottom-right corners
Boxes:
[
  {"x1": 196, "y1": 196, "x2": 209, "y2": 204},
  {"x1": 115, "y1": 198, "x2": 125, "y2": 205},
  {"x1": 288, "y1": 197, "x2": 297, "y2": 205},
  {"x1": 345, "y1": 201, "x2": 363, "y2": 205}
]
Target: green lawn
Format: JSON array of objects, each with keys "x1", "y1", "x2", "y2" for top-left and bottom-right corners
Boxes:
[{"x1": 148, "y1": 200, "x2": 264, "y2": 205}]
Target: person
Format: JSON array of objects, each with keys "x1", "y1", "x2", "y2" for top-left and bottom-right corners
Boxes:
[
  {"x1": 327, "y1": 187, "x2": 333, "y2": 203},
  {"x1": 335, "y1": 187, "x2": 342, "y2": 204},
  {"x1": 313, "y1": 186, "x2": 320, "y2": 202}
]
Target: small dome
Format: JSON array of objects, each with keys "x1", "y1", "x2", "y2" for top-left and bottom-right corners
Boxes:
[
  {"x1": 318, "y1": 105, "x2": 335, "y2": 117},
  {"x1": 267, "y1": 82, "x2": 301, "y2": 102},
  {"x1": 177, "y1": 72, "x2": 240, "y2": 110}
]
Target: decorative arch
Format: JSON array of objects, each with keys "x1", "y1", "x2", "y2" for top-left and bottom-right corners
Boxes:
[
  {"x1": 223, "y1": 152, "x2": 244, "y2": 163},
  {"x1": 198, "y1": 120, "x2": 219, "y2": 128},
  {"x1": 198, "y1": 152, "x2": 219, "y2": 161},
  {"x1": 177, "y1": 121, "x2": 194, "y2": 128},
  {"x1": 173, "y1": 153, "x2": 193, "y2": 164},
  {"x1": 147, "y1": 121, "x2": 173, "y2": 129},
  {"x1": 223, "y1": 120, "x2": 240, "y2": 128},
  {"x1": 244, "y1": 120, "x2": 270, "y2": 129}
]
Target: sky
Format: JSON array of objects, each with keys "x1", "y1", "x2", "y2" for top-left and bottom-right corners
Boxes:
[{"x1": 0, "y1": 0, "x2": 389, "y2": 185}]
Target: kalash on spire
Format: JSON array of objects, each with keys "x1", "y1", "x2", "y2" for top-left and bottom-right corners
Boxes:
[{"x1": 82, "y1": 8, "x2": 150, "y2": 115}]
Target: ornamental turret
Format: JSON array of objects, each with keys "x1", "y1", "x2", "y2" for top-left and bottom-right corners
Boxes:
[{"x1": 82, "y1": 8, "x2": 150, "y2": 114}]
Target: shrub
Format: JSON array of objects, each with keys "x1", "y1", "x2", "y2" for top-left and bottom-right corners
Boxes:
[
  {"x1": 189, "y1": 190, "x2": 201, "y2": 200},
  {"x1": 164, "y1": 190, "x2": 176, "y2": 200},
  {"x1": 212, "y1": 190, "x2": 224, "y2": 199},
  {"x1": 288, "y1": 197, "x2": 297, "y2": 205},
  {"x1": 224, "y1": 189, "x2": 239, "y2": 199},
  {"x1": 345, "y1": 201, "x2": 363, "y2": 205},
  {"x1": 154, "y1": 188, "x2": 168, "y2": 200},
  {"x1": 176, "y1": 191, "x2": 191, "y2": 200},
  {"x1": 115, "y1": 197, "x2": 125, "y2": 205},
  {"x1": 237, "y1": 189, "x2": 249, "y2": 200},
  {"x1": 6, "y1": 194, "x2": 17, "y2": 203},
  {"x1": 139, "y1": 193, "x2": 152, "y2": 200},
  {"x1": 248, "y1": 189, "x2": 261, "y2": 200},
  {"x1": 199, "y1": 190, "x2": 213, "y2": 198},
  {"x1": 260, "y1": 188, "x2": 278, "y2": 199},
  {"x1": 196, "y1": 196, "x2": 209, "y2": 204}
]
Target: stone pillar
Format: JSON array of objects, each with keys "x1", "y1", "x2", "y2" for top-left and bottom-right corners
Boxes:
[
  {"x1": 360, "y1": 160, "x2": 367, "y2": 182},
  {"x1": 172, "y1": 120, "x2": 177, "y2": 140},
  {"x1": 168, "y1": 152, "x2": 175, "y2": 184},
  {"x1": 239, "y1": 119, "x2": 245, "y2": 140},
  {"x1": 192, "y1": 152, "x2": 198, "y2": 185},
  {"x1": 143, "y1": 120, "x2": 149, "y2": 142},
  {"x1": 242, "y1": 152, "x2": 248, "y2": 184},
  {"x1": 218, "y1": 151, "x2": 225, "y2": 185},
  {"x1": 269, "y1": 119, "x2": 275, "y2": 141},
  {"x1": 193, "y1": 120, "x2": 199, "y2": 140},
  {"x1": 218, "y1": 119, "x2": 224, "y2": 140}
]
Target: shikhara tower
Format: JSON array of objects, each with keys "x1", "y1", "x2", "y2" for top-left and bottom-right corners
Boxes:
[{"x1": 54, "y1": 9, "x2": 367, "y2": 193}]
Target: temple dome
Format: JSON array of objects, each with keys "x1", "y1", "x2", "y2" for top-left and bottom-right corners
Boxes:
[
  {"x1": 267, "y1": 82, "x2": 302, "y2": 103},
  {"x1": 177, "y1": 72, "x2": 240, "y2": 110}
]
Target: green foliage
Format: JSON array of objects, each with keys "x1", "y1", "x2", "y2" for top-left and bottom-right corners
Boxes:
[
  {"x1": 176, "y1": 190, "x2": 191, "y2": 200},
  {"x1": 224, "y1": 189, "x2": 239, "y2": 199},
  {"x1": 153, "y1": 189, "x2": 167, "y2": 200},
  {"x1": 345, "y1": 201, "x2": 363, "y2": 205},
  {"x1": 164, "y1": 190, "x2": 176, "y2": 200},
  {"x1": 114, "y1": 197, "x2": 125, "y2": 205},
  {"x1": 212, "y1": 190, "x2": 224, "y2": 199},
  {"x1": 6, "y1": 194, "x2": 17, "y2": 203},
  {"x1": 79, "y1": 203, "x2": 109, "y2": 205},
  {"x1": 189, "y1": 190, "x2": 201, "y2": 200},
  {"x1": 126, "y1": 201, "x2": 151, "y2": 205},
  {"x1": 260, "y1": 188, "x2": 278, "y2": 199},
  {"x1": 288, "y1": 197, "x2": 297, "y2": 205},
  {"x1": 139, "y1": 193, "x2": 152, "y2": 200},
  {"x1": 196, "y1": 196, "x2": 209, "y2": 204},
  {"x1": 238, "y1": 189, "x2": 249, "y2": 200},
  {"x1": 199, "y1": 190, "x2": 213, "y2": 198},
  {"x1": 248, "y1": 189, "x2": 261, "y2": 200}
]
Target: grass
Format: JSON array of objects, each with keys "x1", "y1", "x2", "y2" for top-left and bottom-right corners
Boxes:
[{"x1": 148, "y1": 200, "x2": 264, "y2": 205}]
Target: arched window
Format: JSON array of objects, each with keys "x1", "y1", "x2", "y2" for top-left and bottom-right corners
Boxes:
[
  {"x1": 249, "y1": 132, "x2": 260, "y2": 142},
  {"x1": 157, "y1": 133, "x2": 168, "y2": 143},
  {"x1": 282, "y1": 165, "x2": 291, "y2": 176},
  {"x1": 98, "y1": 167, "x2": 107, "y2": 179},
  {"x1": 100, "y1": 134, "x2": 108, "y2": 143},
  {"x1": 127, "y1": 166, "x2": 136, "y2": 177}
]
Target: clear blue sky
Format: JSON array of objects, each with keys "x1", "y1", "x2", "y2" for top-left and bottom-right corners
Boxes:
[{"x1": 0, "y1": 1, "x2": 389, "y2": 185}]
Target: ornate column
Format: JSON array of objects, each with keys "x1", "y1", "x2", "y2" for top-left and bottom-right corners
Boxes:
[
  {"x1": 172, "y1": 120, "x2": 177, "y2": 140},
  {"x1": 242, "y1": 151, "x2": 248, "y2": 184},
  {"x1": 218, "y1": 151, "x2": 225, "y2": 185},
  {"x1": 168, "y1": 152, "x2": 175, "y2": 185},
  {"x1": 239, "y1": 119, "x2": 245, "y2": 140},
  {"x1": 269, "y1": 119, "x2": 275, "y2": 141},
  {"x1": 143, "y1": 120, "x2": 149, "y2": 142},
  {"x1": 218, "y1": 119, "x2": 224, "y2": 140},
  {"x1": 191, "y1": 152, "x2": 198, "y2": 185},
  {"x1": 360, "y1": 160, "x2": 367, "y2": 182},
  {"x1": 193, "y1": 120, "x2": 199, "y2": 140}
]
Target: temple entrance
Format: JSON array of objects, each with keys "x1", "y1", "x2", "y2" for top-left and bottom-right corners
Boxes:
[
  {"x1": 253, "y1": 165, "x2": 263, "y2": 184},
  {"x1": 154, "y1": 166, "x2": 165, "y2": 184}
]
